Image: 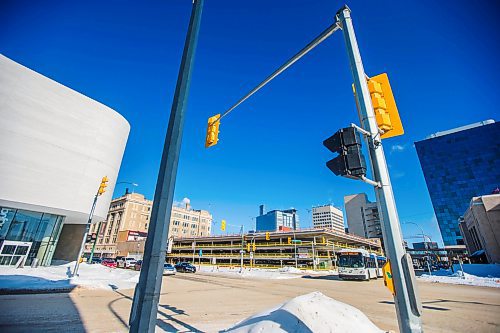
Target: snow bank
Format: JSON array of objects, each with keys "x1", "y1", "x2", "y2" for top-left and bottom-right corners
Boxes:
[
  {"x1": 198, "y1": 265, "x2": 337, "y2": 280},
  {"x1": 198, "y1": 265, "x2": 301, "y2": 279},
  {"x1": 223, "y1": 292, "x2": 383, "y2": 333},
  {"x1": 419, "y1": 269, "x2": 500, "y2": 288},
  {"x1": 0, "y1": 261, "x2": 139, "y2": 292}
]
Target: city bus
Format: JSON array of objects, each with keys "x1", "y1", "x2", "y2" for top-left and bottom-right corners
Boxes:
[
  {"x1": 376, "y1": 255, "x2": 387, "y2": 278},
  {"x1": 338, "y1": 249, "x2": 378, "y2": 281}
]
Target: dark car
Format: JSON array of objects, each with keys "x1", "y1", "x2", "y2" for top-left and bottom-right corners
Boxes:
[
  {"x1": 174, "y1": 262, "x2": 196, "y2": 273},
  {"x1": 89, "y1": 257, "x2": 102, "y2": 264},
  {"x1": 134, "y1": 260, "x2": 143, "y2": 271}
]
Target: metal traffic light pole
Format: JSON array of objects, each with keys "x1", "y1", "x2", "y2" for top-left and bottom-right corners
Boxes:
[
  {"x1": 203, "y1": 4, "x2": 422, "y2": 332},
  {"x1": 72, "y1": 192, "x2": 99, "y2": 277},
  {"x1": 129, "y1": 1, "x2": 204, "y2": 332},
  {"x1": 337, "y1": 6, "x2": 423, "y2": 333}
]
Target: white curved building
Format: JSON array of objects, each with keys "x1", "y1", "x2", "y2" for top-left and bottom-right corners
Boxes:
[{"x1": 0, "y1": 54, "x2": 130, "y2": 266}]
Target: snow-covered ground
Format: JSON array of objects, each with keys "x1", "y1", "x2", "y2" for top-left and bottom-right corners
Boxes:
[
  {"x1": 223, "y1": 291, "x2": 383, "y2": 333},
  {"x1": 198, "y1": 265, "x2": 337, "y2": 279},
  {"x1": 0, "y1": 261, "x2": 139, "y2": 292},
  {"x1": 418, "y1": 269, "x2": 500, "y2": 288}
]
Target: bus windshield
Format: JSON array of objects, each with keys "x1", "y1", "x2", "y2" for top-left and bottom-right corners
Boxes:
[{"x1": 339, "y1": 254, "x2": 365, "y2": 268}]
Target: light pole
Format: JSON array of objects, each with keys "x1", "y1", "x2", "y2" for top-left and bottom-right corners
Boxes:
[
  {"x1": 116, "y1": 181, "x2": 139, "y2": 193},
  {"x1": 404, "y1": 222, "x2": 432, "y2": 275},
  {"x1": 128, "y1": 1, "x2": 204, "y2": 332}
]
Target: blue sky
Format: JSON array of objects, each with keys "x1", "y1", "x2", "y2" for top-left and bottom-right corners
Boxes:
[{"x1": 2, "y1": 0, "x2": 499, "y2": 245}]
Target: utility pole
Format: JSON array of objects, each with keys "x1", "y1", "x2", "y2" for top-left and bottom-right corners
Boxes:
[
  {"x1": 337, "y1": 6, "x2": 423, "y2": 333},
  {"x1": 128, "y1": 1, "x2": 204, "y2": 332}
]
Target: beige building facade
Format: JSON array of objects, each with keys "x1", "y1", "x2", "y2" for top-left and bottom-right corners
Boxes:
[
  {"x1": 84, "y1": 193, "x2": 212, "y2": 258},
  {"x1": 312, "y1": 204, "x2": 345, "y2": 233},
  {"x1": 459, "y1": 194, "x2": 500, "y2": 264}
]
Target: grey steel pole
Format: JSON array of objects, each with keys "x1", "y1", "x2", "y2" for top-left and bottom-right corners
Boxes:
[
  {"x1": 129, "y1": 1, "x2": 204, "y2": 332},
  {"x1": 73, "y1": 193, "x2": 99, "y2": 276},
  {"x1": 337, "y1": 7, "x2": 423, "y2": 333}
]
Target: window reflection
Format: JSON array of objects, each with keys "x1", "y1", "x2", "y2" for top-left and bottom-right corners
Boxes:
[{"x1": 0, "y1": 206, "x2": 64, "y2": 266}]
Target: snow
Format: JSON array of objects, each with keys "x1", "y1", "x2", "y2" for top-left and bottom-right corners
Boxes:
[
  {"x1": 0, "y1": 261, "x2": 139, "y2": 292},
  {"x1": 198, "y1": 265, "x2": 337, "y2": 280},
  {"x1": 223, "y1": 291, "x2": 383, "y2": 333},
  {"x1": 418, "y1": 269, "x2": 500, "y2": 288}
]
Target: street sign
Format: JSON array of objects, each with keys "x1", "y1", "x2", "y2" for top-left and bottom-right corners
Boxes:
[{"x1": 250, "y1": 251, "x2": 254, "y2": 259}]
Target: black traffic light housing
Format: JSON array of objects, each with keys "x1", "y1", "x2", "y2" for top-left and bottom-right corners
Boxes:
[{"x1": 323, "y1": 127, "x2": 367, "y2": 179}]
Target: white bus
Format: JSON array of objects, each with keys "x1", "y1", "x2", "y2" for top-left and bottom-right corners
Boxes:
[
  {"x1": 376, "y1": 255, "x2": 387, "y2": 278},
  {"x1": 338, "y1": 249, "x2": 378, "y2": 281}
]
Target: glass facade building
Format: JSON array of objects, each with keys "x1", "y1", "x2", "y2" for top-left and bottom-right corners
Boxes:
[
  {"x1": 0, "y1": 206, "x2": 64, "y2": 266},
  {"x1": 415, "y1": 120, "x2": 500, "y2": 246},
  {"x1": 256, "y1": 208, "x2": 300, "y2": 232}
]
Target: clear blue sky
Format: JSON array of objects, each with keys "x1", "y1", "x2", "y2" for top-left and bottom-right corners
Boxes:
[{"x1": 2, "y1": 0, "x2": 499, "y2": 245}]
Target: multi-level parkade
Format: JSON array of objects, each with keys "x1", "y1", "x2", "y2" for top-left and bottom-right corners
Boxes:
[{"x1": 166, "y1": 228, "x2": 383, "y2": 270}]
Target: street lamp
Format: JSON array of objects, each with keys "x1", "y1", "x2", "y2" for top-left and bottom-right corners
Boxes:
[
  {"x1": 404, "y1": 222, "x2": 432, "y2": 275},
  {"x1": 116, "y1": 181, "x2": 139, "y2": 193}
]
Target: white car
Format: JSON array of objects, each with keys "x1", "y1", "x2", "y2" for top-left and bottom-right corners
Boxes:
[
  {"x1": 163, "y1": 263, "x2": 176, "y2": 275},
  {"x1": 117, "y1": 257, "x2": 137, "y2": 269}
]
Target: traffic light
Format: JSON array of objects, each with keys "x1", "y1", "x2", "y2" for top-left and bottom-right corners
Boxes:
[
  {"x1": 323, "y1": 127, "x2": 367, "y2": 179},
  {"x1": 287, "y1": 237, "x2": 292, "y2": 244},
  {"x1": 205, "y1": 114, "x2": 221, "y2": 148},
  {"x1": 98, "y1": 176, "x2": 109, "y2": 196},
  {"x1": 247, "y1": 243, "x2": 251, "y2": 252},
  {"x1": 252, "y1": 243, "x2": 256, "y2": 251},
  {"x1": 265, "y1": 232, "x2": 270, "y2": 241},
  {"x1": 221, "y1": 220, "x2": 226, "y2": 231},
  {"x1": 366, "y1": 73, "x2": 404, "y2": 139}
]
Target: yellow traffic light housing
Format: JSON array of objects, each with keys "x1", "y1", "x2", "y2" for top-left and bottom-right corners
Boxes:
[
  {"x1": 265, "y1": 232, "x2": 270, "y2": 240},
  {"x1": 287, "y1": 237, "x2": 292, "y2": 244},
  {"x1": 367, "y1": 73, "x2": 404, "y2": 139},
  {"x1": 382, "y1": 261, "x2": 395, "y2": 295},
  {"x1": 252, "y1": 243, "x2": 256, "y2": 251},
  {"x1": 221, "y1": 219, "x2": 226, "y2": 231},
  {"x1": 205, "y1": 114, "x2": 221, "y2": 148},
  {"x1": 98, "y1": 176, "x2": 109, "y2": 196},
  {"x1": 247, "y1": 243, "x2": 251, "y2": 252}
]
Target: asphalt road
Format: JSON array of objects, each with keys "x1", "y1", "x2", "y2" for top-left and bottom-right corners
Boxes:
[{"x1": 0, "y1": 272, "x2": 499, "y2": 332}]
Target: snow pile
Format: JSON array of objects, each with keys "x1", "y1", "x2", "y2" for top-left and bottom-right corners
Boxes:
[
  {"x1": 198, "y1": 265, "x2": 337, "y2": 279},
  {"x1": 0, "y1": 261, "x2": 139, "y2": 292},
  {"x1": 223, "y1": 292, "x2": 383, "y2": 333},
  {"x1": 198, "y1": 265, "x2": 302, "y2": 280},
  {"x1": 419, "y1": 269, "x2": 500, "y2": 288}
]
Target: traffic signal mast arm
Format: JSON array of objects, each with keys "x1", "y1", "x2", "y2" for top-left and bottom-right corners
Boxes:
[{"x1": 205, "y1": 22, "x2": 340, "y2": 147}]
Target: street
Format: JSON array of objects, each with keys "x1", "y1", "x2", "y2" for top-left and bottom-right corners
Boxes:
[{"x1": 0, "y1": 272, "x2": 499, "y2": 333}]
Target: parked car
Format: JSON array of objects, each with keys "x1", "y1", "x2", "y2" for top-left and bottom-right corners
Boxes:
[
  {"x1": 163, "y1": 263, "x2": 176, "y2": 275},
  {"x1": 102, "y1": 259, "x2": 117, "y2": 268},
  {"x1": 117, "y1": 257, "x2": 137, "y2": 269},
  {"x1": 89, "y1": 257, "x2": 102, "y2": 264},
  {"x1": 134, "y1": 260, "x2": 143, "y2": 271},
  {"x1": 174, "y1": 262, "x2": 196, "y2": 273}
]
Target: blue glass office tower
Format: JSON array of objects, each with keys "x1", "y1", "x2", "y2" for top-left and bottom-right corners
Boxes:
[{"x1": 415, "y1": 120, "x2": 500, "y2": 246}]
